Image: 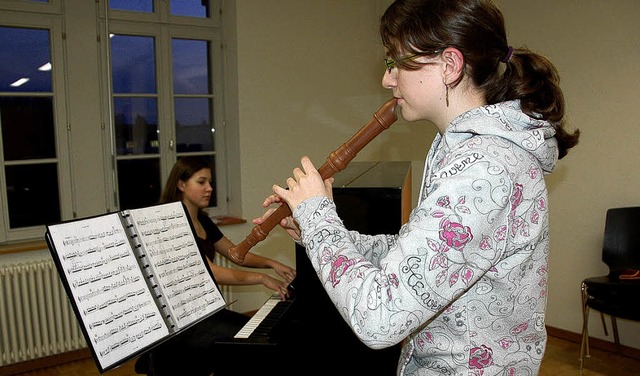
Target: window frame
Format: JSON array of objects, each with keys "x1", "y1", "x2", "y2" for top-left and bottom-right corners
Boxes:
[
  {"x1": 99, "y1": 0, "x2": 221, "y2": 28},
  {"x1": 0, "y1": 8, "x2": 73, "y2": 243},
  {"x1": 0, "y1": 0, "x2": 232, "y2": 246},
  {"x1": 98, "y1": 3, "x2": 228, "y2": 215},
  {"x1": 0, "y1": 0, "x2": 61, "y2": 15}
]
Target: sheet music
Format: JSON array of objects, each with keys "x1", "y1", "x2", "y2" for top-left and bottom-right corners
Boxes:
[
  {"x1": 46, "y1": 213, "x2": 169, "y2": 370},
  {"x1": 126, "y1": 202, "x2": 225, "y2": 329}
]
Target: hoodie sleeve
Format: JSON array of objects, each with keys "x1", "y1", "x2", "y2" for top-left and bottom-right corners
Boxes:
[{"x1": 293, "y1": 150, "x2": 514, "y2": 349}]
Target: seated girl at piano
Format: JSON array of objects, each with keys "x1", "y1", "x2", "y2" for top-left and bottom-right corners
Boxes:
[
  {"x1": 135, "y1": 156, "x2": 295, "y2": 376},
  {"x1": 161, "y1": 156, "x2": 296, "y2": 298},
  {"x1": 255, "y1": 0, "x2": 579, "y2": 375}
]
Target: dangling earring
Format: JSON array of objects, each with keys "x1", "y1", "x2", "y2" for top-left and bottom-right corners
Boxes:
[{"x1": 445, "y1": 84, "x2": 450, "y2": 107}]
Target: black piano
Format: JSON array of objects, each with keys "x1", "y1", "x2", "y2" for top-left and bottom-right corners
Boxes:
[{"x1": 213, "y1": 162, "x2": 411, "y2": 376}]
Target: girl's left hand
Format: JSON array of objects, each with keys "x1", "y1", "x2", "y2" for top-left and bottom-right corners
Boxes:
[
  {"x1": 272, "y1": 156, "x2": 334, "y2": 210},
  {"x1": 253, "y1": 194, "x2": 302, "y2": 241}
]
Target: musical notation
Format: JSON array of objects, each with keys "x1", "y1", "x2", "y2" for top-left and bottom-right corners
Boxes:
[
  {"x1": 61, "y1": 225, "x2": 124, "y2": 247},
  {"x1": 67, "y1": 250, "x2": 132, "y2": 276},
  {"x1": 83, "y1": 288, "x2": 148, "y2": 316},
  {"x1": 87, "y1": 301, "x2": 155, "y2": 329},
  {"x1": 47, "y1": 212, "x2": 171, "y2": 368},
  {"x1": 175, "y1": 292, "x2": 223, "y2": 321},
  {"x1": 127, "y1": 204, "x2": 221, "y2": 328},
  {"x1": 97, "y1": 321, "x2": 165, "y2": 357},
  {"x1": 46, "y1": 202, "x2": 225, "y2": 371},
  {"x1": 76, "y1": 274, "x2": 142, "y2": 301}
]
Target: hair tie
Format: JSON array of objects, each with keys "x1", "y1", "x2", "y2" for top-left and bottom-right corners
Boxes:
[{"x1": 501, "y1": 46, "x2": 513, "y2": 63}]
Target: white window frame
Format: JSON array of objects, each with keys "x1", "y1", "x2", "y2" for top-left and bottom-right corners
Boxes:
[
  {"x1": 0, "y1": 0, "x2": 233, "y2": 245},
  {"x1": 98, "y1": 1, "x2": 228, "y2": 216},
  {"x1": 0, "y1": 5, "x2": 73, "y2": 243}
]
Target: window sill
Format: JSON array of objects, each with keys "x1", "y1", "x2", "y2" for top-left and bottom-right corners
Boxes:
[
  {"x1": 0, "y1": 240, "x2": 48, "y2": 255},
  {"x1": 212, "y1": 216, "x2": 247, "y2": 226}
]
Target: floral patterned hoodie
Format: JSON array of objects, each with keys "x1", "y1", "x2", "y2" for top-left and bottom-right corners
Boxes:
[{"x1": 292, "y1": 100, "x2": 558, "y2": 375}]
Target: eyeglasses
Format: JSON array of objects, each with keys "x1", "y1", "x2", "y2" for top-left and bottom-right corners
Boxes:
[
  {"x1": 384, "y1": 54, "x2": 418, "y2": 73},
  {"x1": 384, "y1": 49, "x2": 443, "y2": 73}
]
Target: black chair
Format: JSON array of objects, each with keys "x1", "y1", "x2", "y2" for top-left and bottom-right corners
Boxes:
[{"x1": 580, "y1": 206, "x2": 640, "y2": 370}]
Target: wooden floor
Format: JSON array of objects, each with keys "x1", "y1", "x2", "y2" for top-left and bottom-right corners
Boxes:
[{"x1": 8, "y1": 334, "x2": 640, "y2": 376}]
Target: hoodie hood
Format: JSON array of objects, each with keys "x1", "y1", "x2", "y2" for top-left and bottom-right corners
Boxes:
[{"x1": 444, "y1": 100, "x2": 558, "y2": 174}]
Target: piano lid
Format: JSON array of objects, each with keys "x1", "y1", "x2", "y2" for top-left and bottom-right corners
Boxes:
[{"x1": 333, "y1": 161, "x2": 411, "y2": 188}]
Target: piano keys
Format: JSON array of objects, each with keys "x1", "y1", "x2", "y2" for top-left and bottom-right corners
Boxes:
[{"x1": 233, "y1": 293, "x2": 293, "y2": 342}]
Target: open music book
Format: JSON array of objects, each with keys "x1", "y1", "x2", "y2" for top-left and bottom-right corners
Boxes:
[{"x1": 45, "y1": 201, "x2": 226, "y2": 373}]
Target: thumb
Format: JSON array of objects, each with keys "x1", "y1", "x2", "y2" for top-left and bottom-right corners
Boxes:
[{"x1": 324, "y1": 177, "x2": 334, "y2": 198}]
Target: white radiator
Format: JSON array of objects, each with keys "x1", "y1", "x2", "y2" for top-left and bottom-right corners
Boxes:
[
  {"x1": 0, "y1": 256, "x2": 232, "y2": 367},
  {"x1": 0, "y1": 260, "x2": 87, "y2": 366}
]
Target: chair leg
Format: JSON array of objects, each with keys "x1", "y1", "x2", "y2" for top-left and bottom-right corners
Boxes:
[
  {"x1": 600, "y1": 312, "x2": 609, "y2": 336},
  {"x1": 611, "y1": 316, "x2": 621, "y2": 353},
  {"x1": 579, "y1": 282, "x2": 591, "y2": 371}
]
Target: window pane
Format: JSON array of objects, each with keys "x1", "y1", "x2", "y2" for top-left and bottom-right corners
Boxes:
[
  {"x1": 110, "y1": 35, "x2": 157, "y2": 94},
  {"x1": 117, "y1": 158, "x2": 160, "y2": 210},
  {"x1": 170, "y1": 0, "x2": 209, "y2": 18},
  {"x1": 0, "y1": 97, "x2": 56, "y2": 161},
  {"x1": 175, "y1": 98, "x2": 214, "y2": 152},
  {"x1": 114, "y1": 97, "x2": 158, "y2": 155},
  {"x1": 172, "y1": 39, "x2": 211, "y2": 94},
  {"x1": 0, "y1": 27, "x2": 52, "y2": 92},
  {"x1": 6, "y1": 164, "x2": 60, "y2": 228},
  {"x1": 109, "y1": 0, "x2": 153, "y2": 13}
]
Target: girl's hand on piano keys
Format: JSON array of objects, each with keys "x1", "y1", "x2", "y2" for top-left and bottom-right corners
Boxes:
[
  {"x1": 271, "y1": 261, "x2": 296, "y2": 284},
  {"x1": 262, "y1": 274, "x2": 291, "y2": 300}
]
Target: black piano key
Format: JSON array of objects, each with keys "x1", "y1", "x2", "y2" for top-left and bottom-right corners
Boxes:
[{"x1": 248, "y1": 300, "x2": 292, "y2": 338}]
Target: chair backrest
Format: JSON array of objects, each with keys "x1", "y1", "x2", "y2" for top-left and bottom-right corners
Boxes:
[{"x1": 602, "y1": 206, "x2": 640, "y2": 275}]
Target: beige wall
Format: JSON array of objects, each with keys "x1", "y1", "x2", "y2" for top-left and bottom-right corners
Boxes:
[
  {"x1": 222, "y1": 0, "x2": 640, "y2": 350},
  {"x1": 495, "y1": 0, "x2": 640, "y2": 349}
]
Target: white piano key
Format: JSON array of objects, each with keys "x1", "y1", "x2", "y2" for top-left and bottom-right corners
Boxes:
[{"x1": 234, "y1": 294, "x2": 280, "y2": 338}]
